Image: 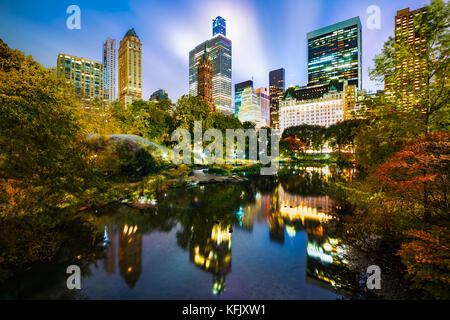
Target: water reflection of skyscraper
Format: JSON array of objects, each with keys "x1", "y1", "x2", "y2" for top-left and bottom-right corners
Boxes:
[
  {"x1": 189, "y1": 223, "x2": 232, "y2": 295},
  {"x1": 305, "y1": 228, "x2": 355, "y2": 298},
  {"x1": 270, "y1": 185, "x2": 355, "y2": 295},
  {"x1": 103, "y1": 224, "x2": 117, "y2": 275},
  {"x1": 118, "y1": 224, "x2": 143, "y2": 288}
]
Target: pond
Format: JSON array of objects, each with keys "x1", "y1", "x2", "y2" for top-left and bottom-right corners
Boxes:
[{"x1": 2, "y1": 166, "x2": 369, "y2": 300}]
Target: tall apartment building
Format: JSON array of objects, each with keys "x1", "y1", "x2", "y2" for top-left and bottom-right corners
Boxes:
[
  {"x1": 385, "y1": 7, "x2": 427, "y2": 104},
  {"x1": 118, "y1": 28, "x2": 142, "y2": 108},
  {"x1": 103, "y1": 38, "x2": 117, "y2": 102},
  {"x1": 57, "y1": 53, "x2": 104, "y2": 106},
  {"x1": 189, "y1": 16, "x2": 232, "y2": 115},
  {"x1": 197, "y1": 48, "x2": 215, "y2": 110},
  {"x1": 279, "y1": 81, "x2": 356, "y2": 134},
  {"x1": 235, "y1": 80, "x2": 264, "y2": 128},
  {"x1": 256, "y1": 87, "x2": 270, "y2": 127},
  {"x1": 307, "y1": 17, "x2": 362, "y2": 89},
  {"x1": 269, "y1": 68, "x2": 285, "y2": 130}
]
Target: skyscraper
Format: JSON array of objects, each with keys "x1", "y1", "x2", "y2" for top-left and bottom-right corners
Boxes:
[
  {"x1": 385, "y1": 7, "x2": 427, "y2": 105},
  {"x1": 234, "y1": 80, "x2": 252, "y2": 117},
  {"x1": 236, "y1": 80, "x2": 264, "y2": 128},
  {"x1": 103, "y1": 38, "x2": 116, "y2": 102},
  {"x1": 57, "y1": 53, "x2": 104, "y2": 106},
  {"x1": 189, "y1": 17, "x2": 232, "y2": 115},
  {"x1": 213, "y1": 16, "x2": 226, "y2": 37},
  {"x1": 269, "y1": 68, "x2": 285, "y2": 130},
  {"x1": 118, "y1": 28, "x2": 142, "y2": 108},
  {"x1": 197, "y1": 48, "x2": 215, "y2": 110},
  {"x1": 307, "y1": 17, "x2": 362, "y2": 89},
  {"x1": 256, "y1": 87, "x2": 270, "y2": 127}
]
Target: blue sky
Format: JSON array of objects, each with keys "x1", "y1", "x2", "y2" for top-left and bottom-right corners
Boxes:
[{"x1": 0, "y1": 0, "x2": 430, "y2": 101}]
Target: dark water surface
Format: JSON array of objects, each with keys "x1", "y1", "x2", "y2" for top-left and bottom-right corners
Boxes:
[{"x1": 2, "y1": 166, "x2": 365, "y2": 300}]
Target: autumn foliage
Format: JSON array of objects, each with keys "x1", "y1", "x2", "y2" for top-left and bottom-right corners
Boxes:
[{"x1": 374, "y1": 132, "x2": 449, "y2": 219}]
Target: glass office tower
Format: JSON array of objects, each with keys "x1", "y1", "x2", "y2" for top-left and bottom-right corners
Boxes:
[
  {"x1": 235, "y1": 80, "x2": 264, "y2": 128},
  {"x1": 234, "y1": 80, "x2": 253, "y2": 117},
  {"x1": 307, "y1": 17, "x2": 362, "y2": 89},
  {"x1": 213, "y1": 16, "x2": 226, "y2": 37},
  {"x1": 269, "y1": 68, "x2": 285, "y2": 130},
  {"x1": 189, "y1": 17, "x2": 232, "y2": 115}
]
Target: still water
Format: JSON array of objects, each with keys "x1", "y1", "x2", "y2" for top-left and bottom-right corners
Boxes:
[{"x1": 3, "y1": 166, "x2": 364, "y2": 300}]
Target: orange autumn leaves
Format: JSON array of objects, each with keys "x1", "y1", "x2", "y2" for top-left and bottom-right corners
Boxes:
[{"x1": 374, "y1": 132, "x2": 449, "y2": 210}]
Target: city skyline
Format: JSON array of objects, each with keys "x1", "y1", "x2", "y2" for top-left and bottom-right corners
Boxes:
[{"x1": 0, "y1": 0, "x2": 430, "y2": 101}]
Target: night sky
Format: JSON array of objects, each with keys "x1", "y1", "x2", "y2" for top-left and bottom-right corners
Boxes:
[{"x1": 0, "y1": 0, "x2": 430, "y2": 100}]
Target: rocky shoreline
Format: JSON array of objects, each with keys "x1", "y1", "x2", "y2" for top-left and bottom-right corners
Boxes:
[{"x1": 187, "y1": 170, "x2": 248, "y2": 185}]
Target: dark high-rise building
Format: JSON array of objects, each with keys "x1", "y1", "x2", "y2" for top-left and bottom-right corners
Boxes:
[
  {"x1": 189, "y1": 17, "x2": 232, "y2": 114},
  {"x1": 150, "y1": 89, "x2": 168, "y2": 101},
  {"x1": 269, "y1": 68, "x2": 285, "y2": 130},
  {"x1": 212, "y1": 16, "x2": 226, "y2": 37},
  {"x1": 307, "y1": 17, "x2": 362, "y2": 89}
]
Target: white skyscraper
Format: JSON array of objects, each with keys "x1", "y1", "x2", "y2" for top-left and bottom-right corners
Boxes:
[{"x1": 103, "y1": 38, "x2": 117, "y2": 101}]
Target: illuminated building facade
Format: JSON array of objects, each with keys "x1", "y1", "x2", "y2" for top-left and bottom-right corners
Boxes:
[
  {"x1": 269, "y1": 68, "x2": 285, "y2": 130},
  {"x1": 235, "y1": 80, "x2": 264, "y2": 128},
  {"x1": 385, "y1": 7, "x2": 427, "y2": 105},
  {"x1": 234, "y1": 80, "x2": 252, "y2": 117},
  {"x1": 57, "y1": 53, "x2": 104, "y2": 105},
  {"x1": 189, "y1": 17, "x2": 232, "y2": 115},
  {"x1": 119, "y1": 224, "x2": 142, "y2": 288},
  {"x1": 190, "y1": 223, "x2": 232, "y2": 295},
  {"x1": 279, "y1": 81, "x2": 356, "y2": 134},
  {"x1": 256, "y1": 87, "x2": 270, "y2": 127},
  {"x1": 103, "y1": 38, "x2": 116, "y2": 102},
  {"x1": 307, "y1": 17, "x2": 362, "y2": 89},
  {"x1": 212, "y1": 16, "x2": 226, "y2": 37},
  {"x1": 118, "y1": 28, "x2": 142, "y2": 108},
  {"x1": 197, "y1": 48, "x2": 215, "y2": 110}
]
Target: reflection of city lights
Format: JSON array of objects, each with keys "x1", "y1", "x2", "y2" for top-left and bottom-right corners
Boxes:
[
  {"x1": 211, "y1": 224, "x2": 231, "y2": 245},
  {"x1": 286, "y1": 225, "x2": 297, "y2": 238},
  {"x1": 307, "y1": 243, "x2": 333, "y2": 264},
  {"x1": 323, "y1": 243, "x2": 332, "y2": 252},
  {"x1": 102, "y1": 225, "x2": 109, "y2": 247},
  {"x1": 280, "y1": 202, "x2": 333, "y2": 222}
]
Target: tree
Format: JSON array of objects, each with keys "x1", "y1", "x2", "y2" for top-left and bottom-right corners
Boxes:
[
  {"x1": 79, "y1": 98, "x2": 121, "y2": 136},
  {"x1": 0, "y1": 40, "x2": 95, "y2": 215},
  {"x1": 173, "y1": 95, "x2": 212, "y2": 132},
  {"x1": 358, "y1": 0, "x2": 449, "y2": 171},
  {"x1": 205, "y1": 112, "x2": 243, "y2": 132},
  {"x1": 119, "y1": 99, "x2": 175, "y2": 145},
  {"x1": 374, "y1": 132, "x2": 449, "y2": 222},
  {"x1": 397, "y1": 226, "x2": 450, "y2": 300},
  {"x1": 326, "y1": 119, "x2": 363, "y2": 153},
  {"x1": 282, "y1": 124, "x2": 324, "y2": 151},
  {"x1": 279, "y1": 137, "x2": 306, "y2": 157}
]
